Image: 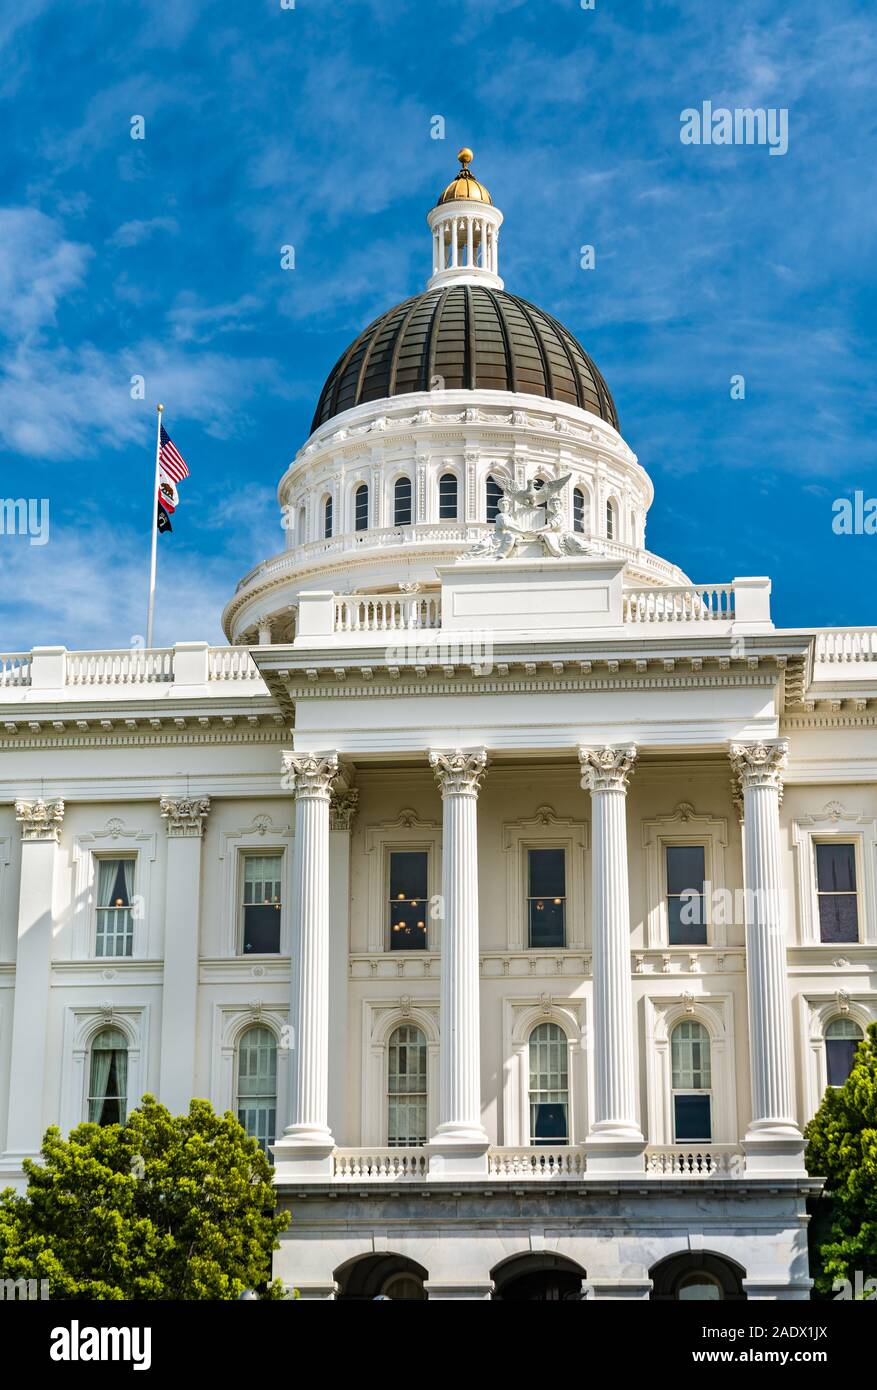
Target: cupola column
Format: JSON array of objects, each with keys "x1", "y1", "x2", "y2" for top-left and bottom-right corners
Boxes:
[
  {"x1": 426, "y1": 749, "x2": 490, "y2": 1177},
  {"x1": 579, "y1": 746, "x2": 645, "y2": 1173},
  {"x1": 729, "y1": 740, "x2": 805, "y2": 1174}
]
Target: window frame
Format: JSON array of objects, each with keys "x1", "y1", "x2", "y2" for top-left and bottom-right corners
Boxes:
[
  {"x1": 572, "y1": 486, "x2": 587, "y2": 534},
  {"x1": 239, "y1": 849, "x2": 285, "y2": 957},
  {"x1": 354, "y1": 482, "x2": 369, "y2": 531},
  {"x1": 387, "y1": 1023, "x2": 429, "y2": 1147},
  {"x1": 235, "y1": 1022, "x2": 279, "y2": 1154},
  {"x1": 664, "y1": 843, "x2": 708, "y2": 948},
  {"x1": 393, "y1": 475, "x2": 413, "y2": 527},
  {"x1": 438, "y1": 471, "x2": 459, "y2": 521},
  {"x1": 792, "y1": 811, "x2": 877, "y2": 947},
  {"x1": 93, "y1": 853, "x2": 138, "y2": 959},
  {"x1": 86, "y1": 1024, "x2": 130, "y2": 1126},
  {"x1": 670, "y1": 1018, "x2": 713, "y2": 1143},
  {"x1": 605, "y1": 498, "x2": 617, "y2": 540},
  {"x1": 526, "y1": 845, "x2": 567, "y2": 949},
  {"x1": 527, "y1": 1020, "x2": 571, "y2": 1146},
  {"x1": 824, "y1": 1016, "x2": 864, "y2": 1088},
  {"x1": 485, "y1": 473, "x2": 503, "y2": 523},
  {"x1": 386, "y1": 846, "x2": 431, "y2": 953},
  {"x1": 323, "y1": 494, "x2": 333, "y2": 539},
  {"x1": 813, "y1": 838, "x2": 860, "y2": 945}
]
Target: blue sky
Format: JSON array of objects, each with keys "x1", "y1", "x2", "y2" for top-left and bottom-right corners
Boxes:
[{"x1": 1, "y1": 0, "x2": 875, "y2": 650}]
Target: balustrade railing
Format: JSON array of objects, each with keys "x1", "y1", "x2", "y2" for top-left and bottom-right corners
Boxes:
[
  {"x1": 332, "y1": 1148, "x2": 428, "y2": 1180},
  {"x1": 0, "y1": 653, "x2": 32, "y2": 687},
  {"x1": 334, "y1": 593, "x2": 441, "y2": 634},
  {"x1": 487, "y1": 1146, "x2": 586, "y2": 1179},
  {"x1": 207, "y1": 647, "x2": 262, "y2": 680},
  {"x1": 623, "y1": 584, "x2": 735, "y2": 624},
  {"x1": 66, "y1": 648, "x2": 175, "y2": 685},
  {"x1": 644, "y1": 1145, "x2": 743, "y2": 1176},
  {"x1": 814, "y1": 628, "x2": 877, "y2": 664}
]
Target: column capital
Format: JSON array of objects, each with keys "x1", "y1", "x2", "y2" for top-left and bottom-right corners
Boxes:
[
  {"x1": 578, "y1": 745, "x2": 637, "y2": 793},
  {"x1": 281, "y1": 751, "x2": 339, "y2": 800},
  {"x1": 729, "y1": 739, "x2": 788, "y2": 793},
  {"x1": 15, "y1": 798, "x2": 64, "y2": 842},
  {"x1": 329, "y1": 787, "x2": 359, "y2": 831},
  {"x1": 160, "y1": 796, "x2": 211, "y2": 838},
  {"x1": 428, "y1": 748, "x2": 488, "y2": 798}
]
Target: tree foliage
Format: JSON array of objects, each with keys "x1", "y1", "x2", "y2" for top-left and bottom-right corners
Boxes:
[
  {"x1": 0, "y1": 1096, "x2": 288, "y2": 1299},
  {"x1": 805, "y1": 1022, "x2": 877, "y2": 1296}
]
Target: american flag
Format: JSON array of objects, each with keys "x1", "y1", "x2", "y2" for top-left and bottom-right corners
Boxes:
[{"x1": 159, "y1": 426, "x2": 189, "y2": 482}]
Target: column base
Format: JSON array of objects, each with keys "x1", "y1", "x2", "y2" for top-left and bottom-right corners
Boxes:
[
  {"x1": 583, "y1": 1130, "x2": 646, "y2": 1176},
  {"x1": 742, "y1": 1124, "x2": 806, "y2": 1176},
  {"x1": 426, "y1": 1133, "x2": 490, "y2": 1179},
  {"x1": 271, "y1": 1135, "x2": 335, "y2": 1181}
]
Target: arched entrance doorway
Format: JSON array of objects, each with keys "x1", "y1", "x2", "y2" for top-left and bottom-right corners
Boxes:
[
  {"x1": 649, "y1": 1251, "x2": 746, "y2": 1301},
  {"x1": 334, "y1": 1253, "x2": 428, "y2": 1300},
  {"x1": 492, "y1": 1253, "x2": 586, "y2": 1301}
]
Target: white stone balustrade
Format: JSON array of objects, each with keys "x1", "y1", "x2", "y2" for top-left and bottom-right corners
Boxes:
[
  {"x1": 644, "y1": 1146, "x2": 744, "y2": 1177},
  {"x1": 487, "y1": 1147, "x2": 586, "y2": 1179},
  {"x1": 333, "y1": 1149, "x2": 429, "y2": 1180}
]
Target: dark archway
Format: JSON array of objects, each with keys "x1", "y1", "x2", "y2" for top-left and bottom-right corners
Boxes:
[
  {"x1": 492, "y1": 1253, "x2": 586, "y2": 1301},
  {"x1": 650, "y1": 1251, "x2": 746, "y2": 1301},
  {"x1": 334, "y1": 1253, "x2": 428, "y2": 1301}
]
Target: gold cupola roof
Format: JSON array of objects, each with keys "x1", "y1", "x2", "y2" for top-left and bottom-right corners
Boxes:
[{"x1": 436, "y1": 147, "x2": 493, "y2": 206}]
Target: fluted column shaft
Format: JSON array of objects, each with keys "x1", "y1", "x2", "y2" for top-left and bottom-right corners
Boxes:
[
  {"x1": 282, "y1": 751, "x2": 338, "y2": 1145},
  {"x1": 730, "y1": 741, "x2": 800, "y2": 1144},
  {"x1": 429, "y1": 750, "x2": 488, "y2": 1143},
  {"x1": 579, "y1": 748, "x2": 643, "y2": 1149}
]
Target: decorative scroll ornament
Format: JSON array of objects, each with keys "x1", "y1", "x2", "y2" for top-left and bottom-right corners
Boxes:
[
  {"x1": 329, "y1": 787, "x2": 359, "y2": 831},
  {"x1": 461, "y1": 471, "x2": 594, "y2": 561},
  {"x1": 578, "y1": 745, "x2": 637, "y2": 793},
  {"x1": 428, "y1": 748, "x2": 488, "y2": 797},
  {"x1": 728, "y1": 740, "x2": 789, "y2": 794},
  {"x1": 280, "y1": 751, "x2": 339, "y2": 799},
  {"x1": 160, "y1": 796, "x2": 211, "y2": 838},
  {"x1": 15, "y1": 798, "x2": 65, "y2": 842}
]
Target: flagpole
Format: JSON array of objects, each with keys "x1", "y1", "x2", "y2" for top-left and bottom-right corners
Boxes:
[{"x1": 145, "y1": 402, "x2": 163, "y2": 649}]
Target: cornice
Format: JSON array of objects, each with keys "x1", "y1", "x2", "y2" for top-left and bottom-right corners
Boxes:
[
  {"x1": 282, "y1": 668, "x2": 781, "y2": 702},
  {"x1": 0, "y1": 707, "x2": 288, "y2": 749}
]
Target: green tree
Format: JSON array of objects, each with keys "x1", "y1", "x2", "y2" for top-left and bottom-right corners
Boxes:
[
  {"x1": 805, "y1": 1022, "x2": 877, "y2": 1297},
  {"x1": 0, "y1": 1096, "x2": 288, "y2": 1299}
]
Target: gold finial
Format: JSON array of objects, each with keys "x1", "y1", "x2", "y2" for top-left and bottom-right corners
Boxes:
[
  {"x1": 458, "y1": 147, "x2": 474, "y2": 168},
  {"x1": 157, "y1": 403, "x2": 164, "y2": 412}
]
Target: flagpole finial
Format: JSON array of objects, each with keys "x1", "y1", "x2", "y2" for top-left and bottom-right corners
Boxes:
[{"x1": 157, "y1": 402, "x2": 164, "y2": 413}]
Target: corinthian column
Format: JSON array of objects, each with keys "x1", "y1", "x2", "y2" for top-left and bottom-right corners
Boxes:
[
  {"x1": 579, "y1": 747, "x2": 644, "y2": 1173},
  {"x1": 427, "y1": 749, "x2": 489, "y2": 1175},
  {"x1": 729, "y1": 740, "x2": 804, "y2": 1173},
  {"x1": 274, "y1": 750, "x2": 338, "y2": 1178},
  {"x1": 158, "y1": 796, "x2": 210, "y2": 1112}
]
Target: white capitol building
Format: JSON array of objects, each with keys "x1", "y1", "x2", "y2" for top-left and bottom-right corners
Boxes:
[{"x1": 2, "y1": 150, "x2": 873, "y2": 1300}]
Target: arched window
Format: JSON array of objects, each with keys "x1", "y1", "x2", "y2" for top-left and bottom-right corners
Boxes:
[
  {"x1": 825, "y1": 1018, "x2": 864, "y2": 1087},
  {"x1": 354, "y1": 483, "x2": 369, "y2": 531},
  {"x1": 88, "y1": 1027, "x2": 128, "y2": 1125},
  {"x1": 606, "y1": 499, "x2": 617, "y2": 540},
  {"x1": 630, "y1": 510, "x2": 638, "y2": 546},
  {"x1": 323, "y1": 495, "x2": 333, "y2": 539},
  {"x1": 296, "y1": 506, "x2": 306, "y2": 545},
  {"x1": 394, "y1": 476, "x2": 412, "y2": 526},
  {"x1": 528, "y1": 1022, "x2": 569, "y2": 1145},
  {"x1": 439, "y1": 472, "x2": 458, "y2": 520},
  {"x1": 237, "y1": 1025, "x2": 277, "y2": 1153},
  {"x1": 486, "y1": 474, "x2": 503, "y2": 523},
  {"x1": 387, "y1": 1024, "x2": 427, "y2": 1147},
  {"x1": 671, "y1": 1020, "x2": 712, "y2": 1141},
  {"x1": 573, "y1": 487, "x2": 586, "y2": 533}
]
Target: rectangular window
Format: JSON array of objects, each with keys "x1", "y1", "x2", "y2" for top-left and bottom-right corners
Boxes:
[
  {"x1": 241, "y1": 854, "x2": 283, "y2": 954},
  {"x1": 673, "y1": 1093, "x2": 712, "y2": 1142},
  {"x1": 95, "y1": 858, "x2": 135, "y2": 957},
  {"x1": 527, "y1": 848, "x2": 566, "y2": 948},
  {"x1": 666, "y1": 845, "x2": 707, "y2": 945},
  {"x1": 388, "y1": 850, "x2": 428, "y2": 950},
  {"x1": 815, "y1": 843, "x2": 859, "y2": 943}
]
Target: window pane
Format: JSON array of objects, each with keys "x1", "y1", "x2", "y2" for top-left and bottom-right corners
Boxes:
[
  {"x1": 355, "y1": 484, "x2": 369, "y2": 531},
  {"x1": 818, "y1": 894, "x2": 859, "y2": 943},
  {"x1": 390, "y1": 851, "x2": 427, "y2": 900},
  {"x1": 96, "y1": 857, "x2": 135, "y2": 958},
  {"x1": 673, "y1": 1094, "x2": 711, "y2": 1141},
  {"x1": 815, "y1": 843, "x2": 856, "y2": 893},
  {"x1": 439, "y1": 473, "x2": 458, "y2": 519},
  {"x1": 528, "y1": 900, "x2": 565, "y2": 948},
  {"x1": 394, "y1": 477, "x2": 412, "y2": 525},
  {"x1": 573, "y1": 488, "x2": 585, "y2": 532},
  {"x1": 826, "y1": 1039, "x2": 859, "y2": 1087},
  {"x1": 528, "y1": 1023, "x2": 569, "y2": 1144},
  {"x1": 324, "y1": 496, "x2": 333, "y2": 538},
  {"x1": 666, "y1": 845, "x2": 705, "y2": 895},
  {"x1": 668, "y1": 895, "x2": 707, "y2": 946},
  {"x1": 528, "y1": 848, "x2": 565, "y2": 897},
  {"x1": 486, "y1": 475, "x2": 503, "y2": 523},
  {"x1": 88, "y1": 1028, "x2": 128, "y2": 1126},
  {"x1": 237, "y1": 1026, "x2": 277, "y2": 1153},
  {"x1": 671, "y1": 1020, "x2": 711, "y2": 1089},
  {"x1": 388, "y1": 1025, "x2": 427, "y2": 1146}
]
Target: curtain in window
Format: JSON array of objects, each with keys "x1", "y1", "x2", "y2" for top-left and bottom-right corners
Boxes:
[
  {"x1": 97, "y1": 858, "x2": 117, "y2": 908},
  {"x1": 88, "y1": 1027, "x2": 128, "y2": 1124}
]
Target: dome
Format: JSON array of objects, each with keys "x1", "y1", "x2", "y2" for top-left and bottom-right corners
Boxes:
[
  {"x1": 311, "y1": 285, "x2": 619, "y2": 433},
  {"x1": 436, "y1": 147, "x2": 493, "y2": 206}
]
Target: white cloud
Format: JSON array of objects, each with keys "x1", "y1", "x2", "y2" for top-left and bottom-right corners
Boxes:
[
  {"x1": 0, "y1": 207, "x2": 91, "y2": 339},
  {"x1": 108, "y1": 216, "x2": 179, "y2": 248}
]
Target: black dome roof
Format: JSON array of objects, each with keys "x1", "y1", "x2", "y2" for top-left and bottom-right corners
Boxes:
[{"x1": 311, "y1": 285, "x2": 619, "y2": 433}]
